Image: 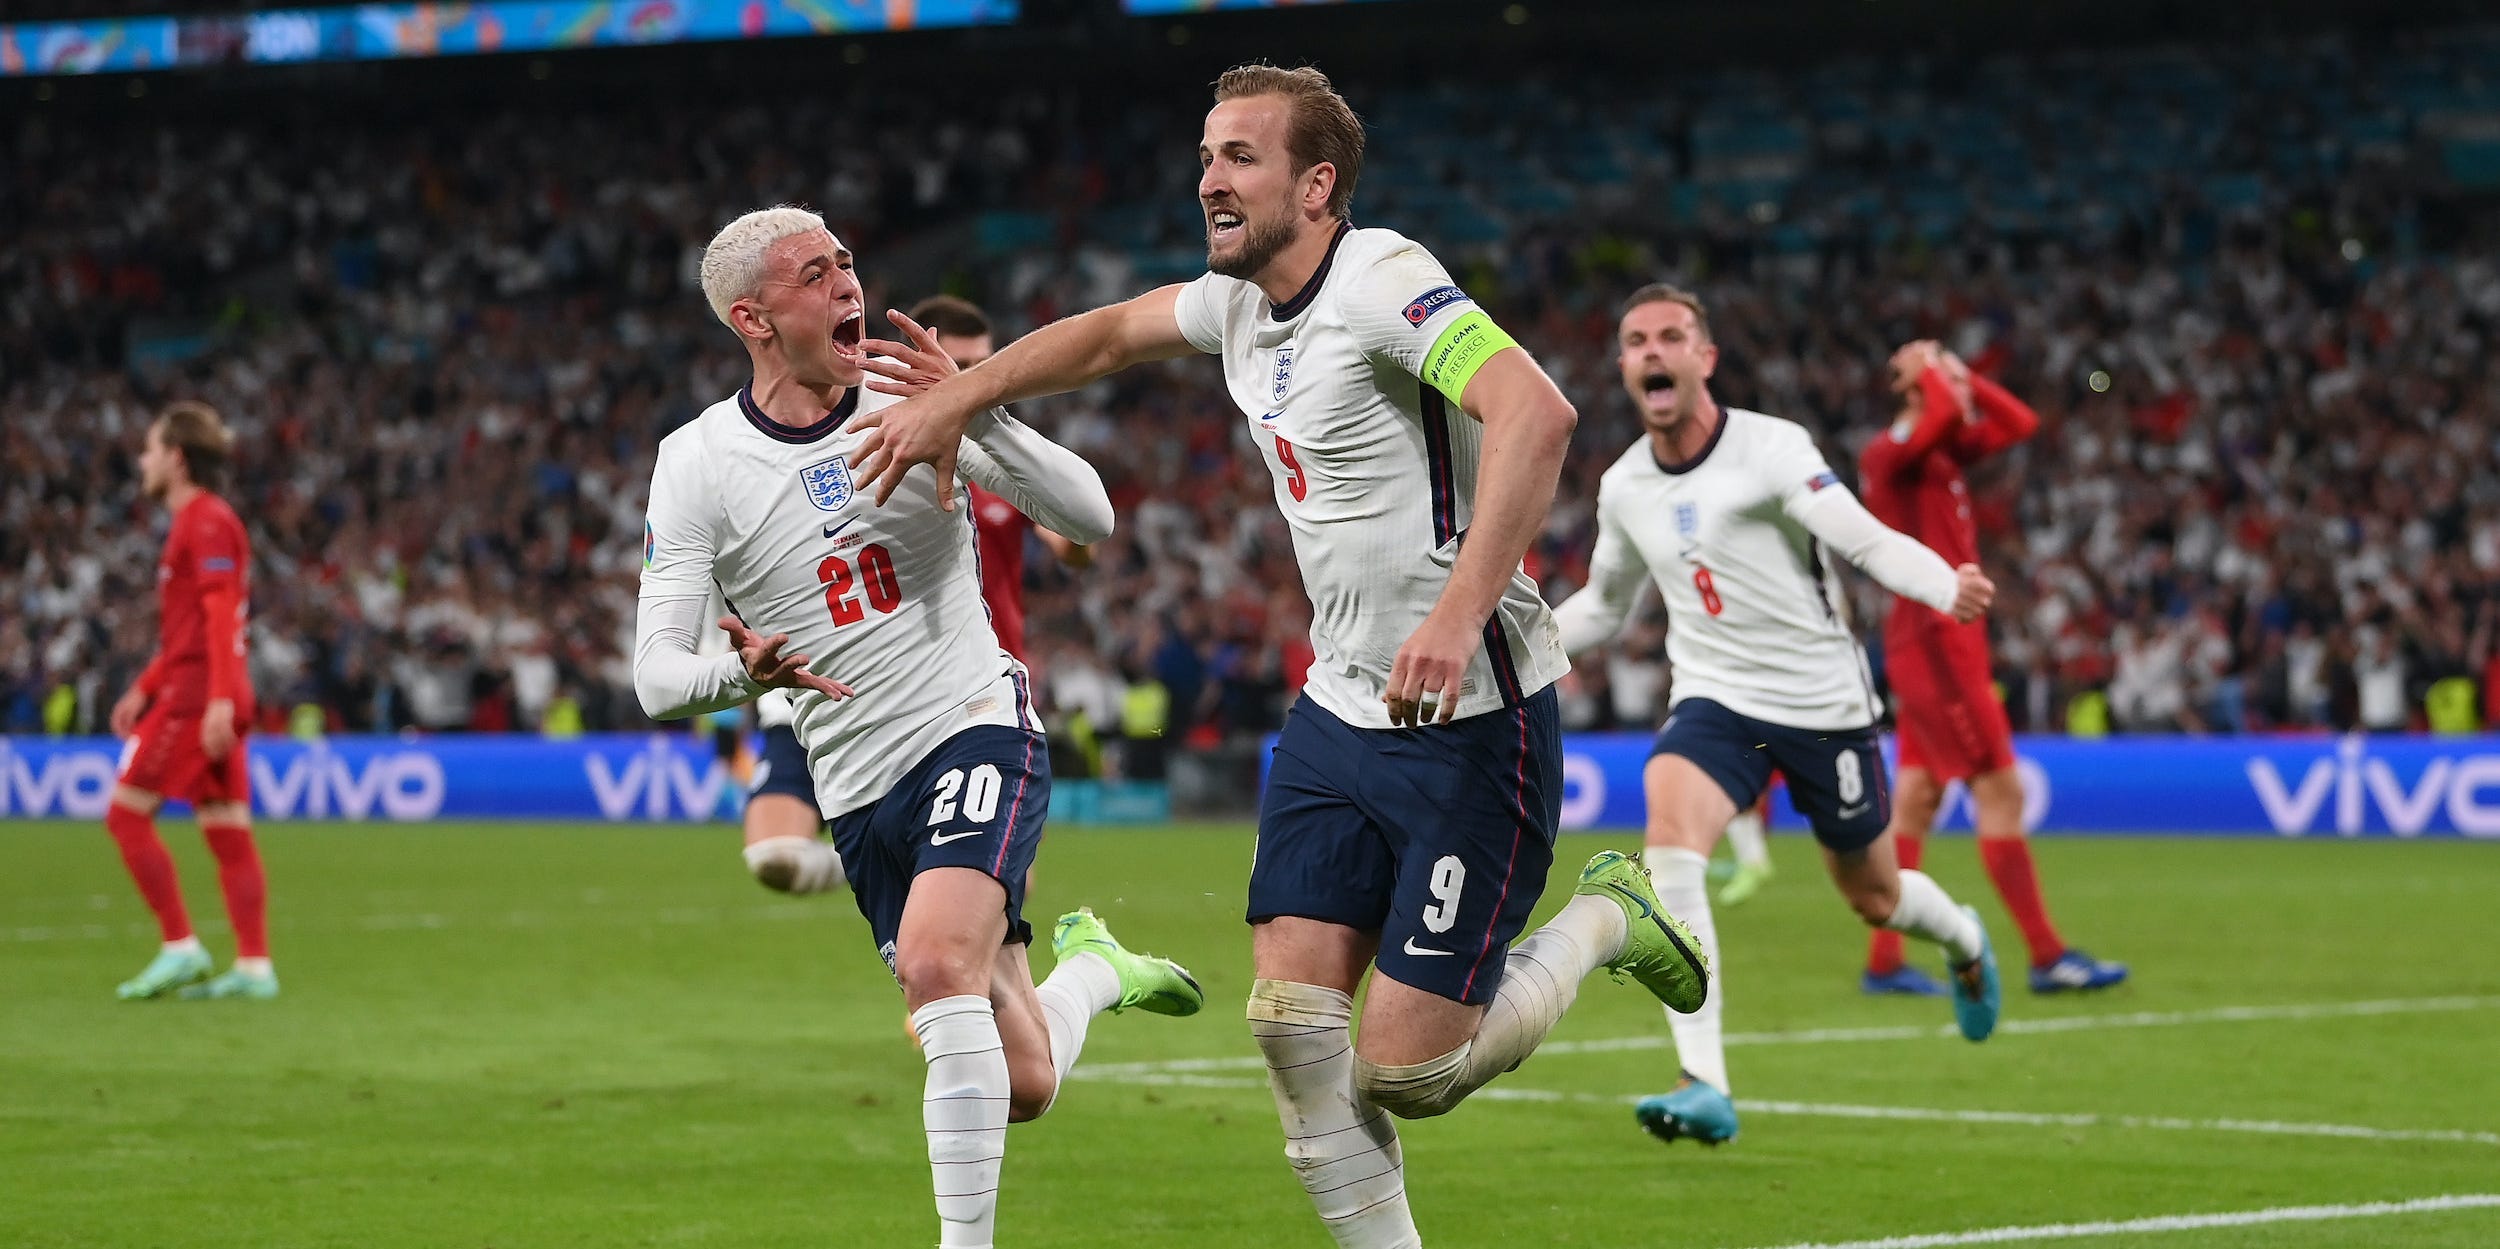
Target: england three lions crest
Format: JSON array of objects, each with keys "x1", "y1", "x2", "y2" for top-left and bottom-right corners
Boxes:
[
  {"x1": 801, "y1": 455, "x2": 854, "y2": 511},
  {"x1": 1270, "y1": 345, "x2": 1296, "y2": 406}
]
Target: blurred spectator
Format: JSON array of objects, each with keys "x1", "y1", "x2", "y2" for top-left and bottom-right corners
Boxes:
[{"x1": 9, "y1": 26, "x2": 2500, "y2": 743}]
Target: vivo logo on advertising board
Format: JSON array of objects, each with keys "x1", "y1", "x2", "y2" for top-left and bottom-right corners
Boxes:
[
  {"x1": 252, "y1": 746, "x2": 446, "y2": 820},
  {"x1": 0, "y1": 742, "x2": 120, "y2": 818},
  {"x1": 2247, "y1": 738, "x2": 2500, "y2": 837},
  {"x1": 583, "y1": 737, "x2": 729, "y2": 821}
]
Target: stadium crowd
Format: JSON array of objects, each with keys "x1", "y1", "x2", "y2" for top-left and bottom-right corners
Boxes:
[{"x1": 8, "y1": 27, "x2": 2500, "y2": 754}]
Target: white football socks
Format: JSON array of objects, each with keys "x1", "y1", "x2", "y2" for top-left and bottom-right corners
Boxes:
[
  {"x1": 912, "y1": 994, "x2": 1010, "y2": 1249},
  {"x1": 742, "y1": 836, "x2": 845, "y2": 894},
  {"x1": 1467, "y1": 893, "x2": 1622, "y2": 1081},
  {"x1": 1035, "y1": 950, "x2": 1122, "y2": 1093},
  {"x1": 1645, "y1": 846, "x2": 1728, "y2": 1092},
  {"x1": 1723, "y1": 809, "x2": 1770, "y2": 870},
  {"x1": 1248, "y1": 980, "x2": 1420, "y2": 1249},
  {"x1": 1885, "y1": 869, "x2": 1986, "y2": 964}
]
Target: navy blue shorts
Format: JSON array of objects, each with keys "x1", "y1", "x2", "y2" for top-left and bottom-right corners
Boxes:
[
  {"x1": 829, "y1": 725, "x2": 1049, "y2": 970},
  {"x1": 1252, "y1": 686, "x2": 1562, "y2": 1006},
  {"x1": 1651, "y1": 698, "x2": 1889, "y2": 853},
  {"x1": 749, "y1": 724, "x2": 816, "y2": 805}
]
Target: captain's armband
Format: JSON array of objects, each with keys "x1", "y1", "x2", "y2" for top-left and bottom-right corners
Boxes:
[{"x1": 1416, "y1": 309, "x2": 1520, "y2": 407}]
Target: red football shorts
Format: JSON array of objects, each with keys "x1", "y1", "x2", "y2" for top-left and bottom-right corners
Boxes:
[
  {"x1": 1885, "y1": 617, "x2": 2014, "y2": 782},
  {"x1": 118, "y1": 706, "x2": 252, "y2": 805}
]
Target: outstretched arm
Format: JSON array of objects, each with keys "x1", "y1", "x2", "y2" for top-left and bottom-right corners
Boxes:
[
  {"x1": 1790, "y1": 487, "x2": 1991, "y2": 622},
  {"x1": 851, "y1": 285, "x2": 1201, "y2": 508},
  {"x1": 954, "y1": 408, "x2": 1116, "y2": 546},
  {"x1": 1552, "y1": 497, "x2": 1650, "y2": 659}
]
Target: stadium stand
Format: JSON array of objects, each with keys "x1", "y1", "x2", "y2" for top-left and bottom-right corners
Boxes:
[{"x1": 8, "y1": 23, "x2": 2500, "y2": 754}]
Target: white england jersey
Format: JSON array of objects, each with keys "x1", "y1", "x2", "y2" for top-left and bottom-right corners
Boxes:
[
  {"x1": 1174, "y1": 225, "x2": 1568, "y2": 729},
  {"x1": 1555, "y1": 408, "x2": 1959, "y2": 732},
  {"x1": 638, "y1": 386, "x2": 1105, "y2": 817},
  {"x1": 755, "y1": 688, "x2": 796, "y2": 730}
]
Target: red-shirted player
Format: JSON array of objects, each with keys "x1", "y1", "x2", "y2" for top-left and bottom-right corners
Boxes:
[
  {"x1": 1857, "y1": 342, "x2": 2125, "y2": 996},
  {"x1": 105, "y1": 402, "x2": 276, "y2": 1001}
]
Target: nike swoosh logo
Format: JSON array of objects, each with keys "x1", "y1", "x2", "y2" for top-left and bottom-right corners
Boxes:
[
  {"x1": 1837, "y1": 803, "x2": 1870, "y2": 819},
  {"x1": 1401, "y1": 938, "x2": 1455, "y2": 958},
  {"x1": 1600, "y1": 882, "x2": 1656, "y2": 921},
  {"x1": 927, "y1": 828, "x2": 986, "y2": 846},
  {"x1": 823, "y1": 517, "x2": 856, "y2": 540}
]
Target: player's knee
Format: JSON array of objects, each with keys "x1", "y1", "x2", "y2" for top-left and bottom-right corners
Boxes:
[
  {"x1": 1352, "y1": 1043, "x2": 1473, "y2": 1120},
  {"x1": 1006, "y1": 1059, "x2": 1058, "y2": 1124},
  {"x1": 1844, "y1": 878, "x2": 1901, "y2": 927},
  {"x1": 895, "y1": 946, "x2": 990, "y2": 1003},
  {"x1": 742, "y1": 835, "x2": 843, "y2": 894}
]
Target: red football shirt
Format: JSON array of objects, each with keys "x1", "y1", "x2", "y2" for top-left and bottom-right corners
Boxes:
[
  {"x1": 968, "y1": 483, "x2": 1032, "y2": 663},
  {"x1": 1859, "y1": 369, "x2": 2038, "y2": 576},
  {"x1": 138, "y1": 490, "x2": 254, "y2": 716}
]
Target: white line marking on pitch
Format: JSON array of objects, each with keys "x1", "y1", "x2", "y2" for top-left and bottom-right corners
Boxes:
[
  {"x1": 1729, "y1": 1193, "x2": 2500, "y2": 1249},
  {"x1": 1734, "y1": 1100, "x2": 2500, "y2": 1147},
  {"x1": 1071, "y1": 995, "x2": 2500, "y2": 1078},
  {"x1": 1086, "y1": 1077, "x2": 2497, "y2": 1147}
]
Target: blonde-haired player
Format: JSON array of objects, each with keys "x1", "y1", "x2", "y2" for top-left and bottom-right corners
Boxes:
[{"x1": 634, "y1": 205, "x2": 1201, "y2": 1249}]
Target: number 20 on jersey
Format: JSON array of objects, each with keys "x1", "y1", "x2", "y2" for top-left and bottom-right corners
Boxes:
[{"x1": 820, "y1": 544, "x2": 903, "y2": 625}]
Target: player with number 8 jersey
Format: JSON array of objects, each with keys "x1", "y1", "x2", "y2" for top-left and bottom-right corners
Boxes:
[
  {"x1": 1553, "y1": 285, "x2": 2006, "y2": 1149},
  {"x1": 634, "y1": 207, "x2": 1204, "y2": 1249}
]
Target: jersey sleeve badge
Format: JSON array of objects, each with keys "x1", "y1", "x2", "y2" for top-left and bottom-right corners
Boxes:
[{"x1": 1403, "y1": 285, "x2": 1472, "y2": 325}]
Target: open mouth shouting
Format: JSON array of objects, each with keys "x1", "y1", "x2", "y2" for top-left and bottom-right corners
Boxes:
[
  {"x1": 1208, "y1": 205, "x2": 1245, "y2": 246},
  {"x1": 1641, "y1": 371, "x2": 1678, "y2": 409},
  {"x1": 831, "y1": 308, "x2": 865, "y2": 365}
]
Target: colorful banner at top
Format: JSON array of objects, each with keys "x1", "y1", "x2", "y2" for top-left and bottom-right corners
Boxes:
[
  {"x1": 0, "y1": 0, "x2": 1019, "y2": 77},
  {"x1": 1123, "y1": 0, "x2": 1401, "y2": 13}
]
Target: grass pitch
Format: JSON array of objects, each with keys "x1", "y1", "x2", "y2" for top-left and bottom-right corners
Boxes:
[{"x1": 3, "y1": 819, "x2": 2496, "y2": 1248}]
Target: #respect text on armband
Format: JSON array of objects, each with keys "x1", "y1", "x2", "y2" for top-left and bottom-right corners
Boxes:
[{"x1": 1420, "y1": 310, "x2": 1519, "y2": 402}]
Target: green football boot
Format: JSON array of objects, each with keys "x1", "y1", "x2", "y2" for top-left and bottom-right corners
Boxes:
[
  {"x1": 1576, "y1": 850, "x2": 1710, "y2": 1013},
  {"x1": 116, "y1": 944, "x2": 212, "y2": 1001},
  {"x1": 1715, "y1": 859, "x2": 1775, "y2": 908},
  {"x1": 1052, "y1": 908, "x2": 1204, "y2": 1017},
  {"x1": 179, "y1": 967, "x2": 280, "y2": 1001}
]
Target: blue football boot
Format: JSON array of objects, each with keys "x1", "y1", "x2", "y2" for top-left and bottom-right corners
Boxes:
[
  {"x1": 1947, "y1": 905, "x2": 2001, "y2": 1041},
  {"x1": 1860, "y1": 965, "x2": 1949, "y2": 997},
  {"x1": 2029, "y1": 948, "x2": 2129, "y2": 994},
  {"x1": 1634, "y1": 1073, "x2": 1739, "y2": 1146}
]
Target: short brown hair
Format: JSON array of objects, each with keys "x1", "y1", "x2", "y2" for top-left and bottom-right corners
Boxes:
[
  {"x1": 1619, "y1": 283, "x2": 1711, "y2": 340},
  {"x1": 155, "y1": 400, "x2": 234, "y2": 492},
  {"x1": 1214, "y1": 64, "x2": 1364, "y2": 221},
  {"x1": 907, "y1": 294, "x2": 991, "y2": 340}
]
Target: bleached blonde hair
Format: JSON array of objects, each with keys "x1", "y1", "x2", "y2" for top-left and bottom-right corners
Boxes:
[{"x1": 700, "y1": 204, "x2": 828, "y2": 329}]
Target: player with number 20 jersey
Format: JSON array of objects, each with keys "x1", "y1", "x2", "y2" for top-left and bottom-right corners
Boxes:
[{"x1": 634, "y1": 207, "x2": 1203, "y2": 1249}]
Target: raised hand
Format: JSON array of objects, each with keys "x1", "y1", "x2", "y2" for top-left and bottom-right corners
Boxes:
[
  {"x1": 859, "y1": 309, "x2": 959, "y2": 400},
  {"x1": 850, "y1": 319, "x2": 985, "y2": 509},
  {"x1": 719, "y1": 615, "x2": 856, "y2": 701}
]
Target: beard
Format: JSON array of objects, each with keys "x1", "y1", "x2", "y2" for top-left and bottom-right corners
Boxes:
[{"x1": 1208, "y1": 211, "x2": 1298, "y2": 280}]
